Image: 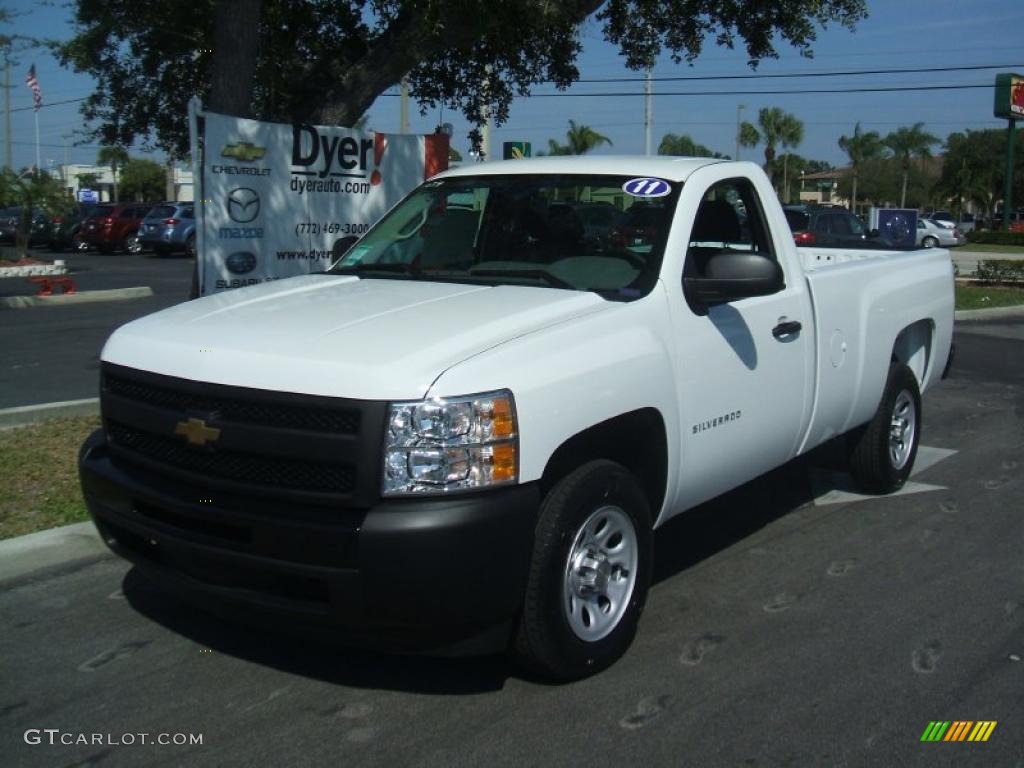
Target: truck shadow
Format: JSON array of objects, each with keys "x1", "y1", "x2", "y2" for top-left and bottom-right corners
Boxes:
[{"x1": 120, "y1": 441, "x2": 848, "y2": 694}]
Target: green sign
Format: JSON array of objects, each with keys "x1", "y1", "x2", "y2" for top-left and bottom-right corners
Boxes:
[
  {"x1": 994, "y1": 72, "x2": 1024, "y2": 119},
  {"x1": 502, "y1": 142, "x2": 531, "y2": 160}
]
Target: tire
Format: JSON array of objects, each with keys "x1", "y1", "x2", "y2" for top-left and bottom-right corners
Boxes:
[
  {"x1": 922, "y1": 236, "x2": 938, "y2": 248},
  {"x1": 847, "y1": 363, "x2": 921, "y2": 494},
  {"x1": 123, "y1": 232, "x2": 142, "y2": 254},
  {"x1": 185, "y1": 232, "x2": 196, "y2": 259},
  {"x1": 514, "y1": 459, "x2": 652, "y2": 681}
]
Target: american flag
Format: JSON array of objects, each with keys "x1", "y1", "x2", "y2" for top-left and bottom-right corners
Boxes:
[{"x1": 25, "y1": 64, "x2": 42, "y2": 112}]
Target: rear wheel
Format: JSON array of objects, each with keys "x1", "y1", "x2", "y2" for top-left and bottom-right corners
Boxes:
[
  {"x1": 922, "y1": 236, "x2": 938, "y2": 248},
  {"x1": 123, "y1": 232, "x2": 142, "y2": 254},
  {"x1": 514, "y1": 460, "x2": 652, "y2": 681},
  {"x1": 185, "y1": 233, "x2": 196, "y2": 259},
  {"x1": 847, "y1": 363, "x2": 921, "y2": 493}
]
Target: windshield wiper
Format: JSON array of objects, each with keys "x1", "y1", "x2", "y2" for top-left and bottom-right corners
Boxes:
[
  {"x1": 331, "y1": 262, "x2": 420, "y2": 277},
  {"x1": 469, "y1": 269, "x2": 574, "y2": 289}
]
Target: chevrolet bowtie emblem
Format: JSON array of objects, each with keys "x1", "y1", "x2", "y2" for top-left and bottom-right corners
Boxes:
[
  {"x1": 221, "y1": 142, "x2": 266, "y2": 162},
  {"x1": 174, "y1": 418, "x2": 221, "y2": 447}
]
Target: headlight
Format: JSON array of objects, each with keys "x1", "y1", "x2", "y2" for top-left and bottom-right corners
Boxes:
[{"x1": 383, "y1": 390, "x2": 518, "y2": 496}]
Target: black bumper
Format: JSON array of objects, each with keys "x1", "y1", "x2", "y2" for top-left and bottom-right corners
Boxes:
[{"x1": 79, "y1": 430, "x2": 539, "y2": 650}]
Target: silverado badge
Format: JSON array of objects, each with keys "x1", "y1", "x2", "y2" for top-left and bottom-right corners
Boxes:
[{"x1": 174, "y1": 418, "x2": 221, "y2": 447}]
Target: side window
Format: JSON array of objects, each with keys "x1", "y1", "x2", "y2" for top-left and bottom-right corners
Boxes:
[
  {"x1": 830, "y1": 215, "x2": 852, "y2": 236},
  {"x1": 687, "y1": 178, "x2": 775, "y2": 263},
  {"x1": 815, "y1": 214, "x2": 831, "y2": 234}
]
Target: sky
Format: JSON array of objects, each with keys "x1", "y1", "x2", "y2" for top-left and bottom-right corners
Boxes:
[{"x1": 3, "y1": 0, "x2": 1024, "y2": 172}]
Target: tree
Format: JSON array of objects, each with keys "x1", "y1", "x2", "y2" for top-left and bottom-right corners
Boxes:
[
  {"x1": 0, "y1": 169, "x2": 69, "y2": 252},
  {"x1": 75, "y1": 172, "x2": 100, "y2": 190},
  {"x1": 119, "y1": 158, "x2": 167, "y2": 201},
  {"x1": 883, "y1": 123, "x2": 940, "y2": 208},
  {"x1": 565, "y1": 120, "x2": 612, "y2": 155},
  {"x1": 936, "y1": 128, "x2": 1024, "y2": 220},
  {"x1": 739, "y1": 107, "x2": 803, "y2": 195},
  {"x1": 837, "y1": 122, "x2": 882, "y2": 214},
  {"x1": 97, "y1": 145, "x2": 129, "y2": 202},
  {"x1": 658, "y1": 133, "x2": 726, "y2": 158},
  {"x1": 57, "y1": 1, "x2": 867, "y2": 157}
]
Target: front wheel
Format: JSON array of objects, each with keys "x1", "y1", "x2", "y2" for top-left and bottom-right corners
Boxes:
[
  {"x1": 514, "y1": 460, "x2": 652, "y2": 681},
  {"x1": 847, "y1": 363, "x2": 921, "y2": 493}
]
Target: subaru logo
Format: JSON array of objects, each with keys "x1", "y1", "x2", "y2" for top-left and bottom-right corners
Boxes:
[
  {"x1": 225, "y1": 251, "x2": 257, "y2": 274},
  {"x1": 227, "y1": 187, "x2": 260, "y2": 223}
]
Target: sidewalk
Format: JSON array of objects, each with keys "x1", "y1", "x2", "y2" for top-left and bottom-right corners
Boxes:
[{"x1": 950, "y1": 248, "x2": 1024, "y2": 277}]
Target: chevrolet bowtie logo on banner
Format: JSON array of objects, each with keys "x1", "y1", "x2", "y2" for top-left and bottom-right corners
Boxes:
[
  {"x1": 174, "y1": 418, "x2": 222, "y2": 447},
  {"x1": 222, "y1": 142, "x2": 267, "y2": 162},
  {"x1": 920, "y1": 721, "x2": 997, "y2": 742}
]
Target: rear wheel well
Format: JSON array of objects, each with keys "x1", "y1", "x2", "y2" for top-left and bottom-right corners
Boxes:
[
  {"x1": 891, "y1": 319, "x2": 934, "y2": 387},
  {"x1": 540, "y1": 409, "x2": 668, "y2": 518}
]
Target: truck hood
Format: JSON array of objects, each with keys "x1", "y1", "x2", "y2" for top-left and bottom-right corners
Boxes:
[{"x1": 102, "y1": 275, "x2": 611, "y2": 400}]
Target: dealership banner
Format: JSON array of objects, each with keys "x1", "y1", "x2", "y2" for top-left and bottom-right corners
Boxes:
[{"x1": 195, "y1": 107, "x2": 448, "y2": 294}]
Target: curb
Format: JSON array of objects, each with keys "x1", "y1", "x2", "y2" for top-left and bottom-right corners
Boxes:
[
  {"x1": 0, "y1": 286, "x2": 154, "y2": 310},
  {"x1": 0, "y1": 521, "x2": 108, "y2": 584},
  {"x1": 955, "y1": 305, "x2": 1024, "y2": 321},
  {"x1": 0, "y1": 398, "x2": 100, "y2": 428}
]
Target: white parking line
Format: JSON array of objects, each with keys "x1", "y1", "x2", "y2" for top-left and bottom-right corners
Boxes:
[{"x1": 811, "y1": 446, "x2": 958, "y2": 506}]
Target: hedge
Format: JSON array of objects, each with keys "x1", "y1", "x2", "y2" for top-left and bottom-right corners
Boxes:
[
  {"x1": 975, "y1": 259, "x2": 1024, "y2": 284},
  {"x1": 966, "y1": 230, "x2": 1024, "y2": 246}
]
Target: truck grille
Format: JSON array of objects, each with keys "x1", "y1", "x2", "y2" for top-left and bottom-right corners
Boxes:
[
  {"x1": 104, "y1": 372, "x2": 360, "y2": 433},
  {"x1": 107, "y1": 420, "x2": 355, "y2": 493},
  {"x1": 100, "y1": 363, "x2": 386, "y2": 505}
]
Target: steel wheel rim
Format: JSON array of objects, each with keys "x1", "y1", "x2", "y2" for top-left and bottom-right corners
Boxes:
[
  {"x1": 562, "y1": 505, "x2": 638, "y2": 642},
  {"x1": 889, "y1": 390, "x2": 916, "y2": 470}
]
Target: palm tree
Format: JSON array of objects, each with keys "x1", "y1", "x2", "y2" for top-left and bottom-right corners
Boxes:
[
  {"x1": 838, "y1": 122, "x2": 883, "y2": 214},
  {"x1": 97, "y1": 145, "x2": 129, "y2": 202},
  {"x1": 738, "y1": 107, "x2": 803, "y2": 195},
  {"x1": 883, "y1": 123, "x2": 939, "y2": 208},
  {"x1": 563, "y1": 120, "x2": 612, "y2": 155},
  {"x1": 658, "y1": 133, "x2": 726, "y2": 158}
]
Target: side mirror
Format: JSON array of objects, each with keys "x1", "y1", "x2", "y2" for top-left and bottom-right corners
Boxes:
[{"x1": 684, "y1": 252, "x2": 784, "y2": 304}]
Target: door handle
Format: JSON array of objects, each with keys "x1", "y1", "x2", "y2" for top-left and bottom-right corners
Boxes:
[{"x1": 772, "y1": 319, "x2": 802, "y2": 339}]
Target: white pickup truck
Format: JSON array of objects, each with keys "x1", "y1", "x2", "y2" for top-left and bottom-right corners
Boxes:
[{"x1": 79, "y1": 157, "x2": 954, "y2": 680}]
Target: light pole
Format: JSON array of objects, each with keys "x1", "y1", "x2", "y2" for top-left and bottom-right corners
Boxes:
[{"x1": 735, "y1": 104, "x2": 745, "y2": 161}]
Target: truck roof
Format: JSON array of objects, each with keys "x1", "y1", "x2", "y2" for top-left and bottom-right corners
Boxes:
[{"x1": 437, "y1": 155, "x2": 738, "y2": 183}]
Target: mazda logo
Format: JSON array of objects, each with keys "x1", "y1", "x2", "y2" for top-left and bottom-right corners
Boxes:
[{"x1": 227, "y1": 187, "x2": 260, "y2": 223}]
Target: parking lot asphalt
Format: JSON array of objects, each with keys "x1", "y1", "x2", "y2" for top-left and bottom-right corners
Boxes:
[
  {"x1": 1, "y1": 319, "x2": 1022, "y2": 766},
  {"x1": 0, "y1": 250, "x2": 193, "y2": 409}
]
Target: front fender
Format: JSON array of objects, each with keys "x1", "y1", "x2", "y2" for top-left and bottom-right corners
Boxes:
[{"x1": 427, "y1": 285, "x2": 680, "y2": 514}]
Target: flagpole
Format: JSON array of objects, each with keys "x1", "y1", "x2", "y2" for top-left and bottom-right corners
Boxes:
[{"x1": 34, "y1": 109, "x2": 40, "y2": 174}]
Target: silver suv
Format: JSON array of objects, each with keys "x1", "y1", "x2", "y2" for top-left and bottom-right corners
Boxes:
[{"x1": 138, "y1": 202, "x2": 195, "y2": 257}]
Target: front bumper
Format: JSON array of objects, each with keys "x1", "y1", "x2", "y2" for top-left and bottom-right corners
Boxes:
[{"x1": 79, "y1": 429, "x2": 539, "y2": 651}]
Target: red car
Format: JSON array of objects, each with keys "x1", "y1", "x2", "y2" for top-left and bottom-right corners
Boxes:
[{"x1": 80, "y1": 204, "x2": 152, "y2": 253}]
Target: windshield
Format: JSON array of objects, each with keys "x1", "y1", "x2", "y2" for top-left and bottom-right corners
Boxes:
[{"x1": 327, "y1": 174, "x2": 680, "y2": 300}]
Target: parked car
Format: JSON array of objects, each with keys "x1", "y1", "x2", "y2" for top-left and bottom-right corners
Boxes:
[
  {"x1": 49, "y1": 204, "x2": 104, "y2": 251},
  {"x1": 80, "y1": 204, "x2": 152, "y2": 253},
  {"x1": 783, "y1": 205, "x2": 894, "y2": 248},
  {"x1": 917, "y1": 218, "x2": 965, "y2": 248},
  {"x1": 923, "y1": 210, "x2": 955, "y2": 229},
  {"x1": 0, "y1": 207, "x2": 53, "y2": 246},
  {"x1": 138, "y1": 203, "x2": 196, "y2": 257},
  {"x1": 956, "y1": 213, "x2": 976, "y2": 235}
]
